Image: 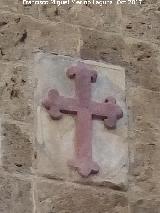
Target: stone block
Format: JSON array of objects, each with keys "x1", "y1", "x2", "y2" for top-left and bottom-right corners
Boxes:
[
  {"x1": 122, "y1": 38, "x2": 160, "y2": 91},
  {"x1": 121, "y1": 2, "x2": 160, "y2": 44},
  {"x1": 0, "y1": 173, "x2": 33, "y2": 213},
  {"x1": 0, "y1": 12, "x2": 80, "y2": 61},
  {"x1": 31, "y1": 22, "x2": 80, "y2": 56},
  {"x1": 34, "y1": 53, "x2": 128, "y2": 190},
  {"x1": 35, "y1": 179, "x2": 128, "y2": 213},
  {"x1": 80, "y1": 29, "x2": 160, "y2": 91},
  {"x1": 127, "y1": 87, "x2": 160, "y2": 196},
  {"x1": 130, "y1": 199, "x2": 160, "y2": 213},
  {"x1": 1, "y1": 119, "x2": 33, "y2": 173},
  {"x1": 17, "y1": 0, "x2": 39, "y2": 18},
  {"x1": 39, "y1": 3, "x2": 121, "y2": 33},
  {"x1": 127, "y1": 87, "x2": 160, "y2": 145},
  {"x1": 0, "y1": 62, "x2": 33, "y2": 122},
  {"x1": 0, "y1": 0, "x2": 18, "y2": 13},
  {"x1": 0, "y1": 12, "x2": 29, "y2": 61},
  {"x1": 80, "y1": 29, "x2": 125, "y2": 65}
]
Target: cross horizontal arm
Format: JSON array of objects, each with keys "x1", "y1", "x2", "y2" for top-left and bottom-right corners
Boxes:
[
  {"x1": 90, "y1": 101, "x2": 123, "y2": 119},
  {"x1": 59, "y1": 96, "x2": 79, "y2": 114},
  {"x1": 42, "y1": 89, "x2": 79, "y2": 119},
  {"x1": 91, "y1": 102, "x2": 113, "y2": 119}
]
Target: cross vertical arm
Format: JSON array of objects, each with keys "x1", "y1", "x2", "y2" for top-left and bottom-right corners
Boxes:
[{"x1": 68, "y1": 109, "x2": 99, "y2": 177}]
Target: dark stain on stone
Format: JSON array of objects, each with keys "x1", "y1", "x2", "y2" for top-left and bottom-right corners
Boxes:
[
  {"x1": 10, "y1": 89, "x2": 19, "y2": 99},
  {"x1": 54, "y1": 8, "x2": 59, "y2": 16},
  {"x1": 0, "y1": 21, "x2": 7, "y2": 27},
  {"x1": 137, "y1": 44, "x2": 143, "y2": 49},
  {"x1": 21, "y1": 79, "x2": 26, "y2": 84},
  {"x1": 15, "y1": 17, "x2": 21, "y2": 23},
  {"x1": 0, "y1": 48, "x2": 5, "y2": 56},
  {"x1": 11, "y1": 77, "x2": 16, "y2": 83},
  {"x1": 19, "y1": 30, "x2": 27, "y2": 43},
  {"x1": 34, "y1": 152, "x2": 37, "y2": 159},
  {"x1": 15, "y1": 163, "x2": 23, "y2": 167},
  {"x1": 137, "y1": 54, "x2": 151, "y2": 61},
  {"x1": 126, "y1": 24, "x2": 132, "y2": 29}
]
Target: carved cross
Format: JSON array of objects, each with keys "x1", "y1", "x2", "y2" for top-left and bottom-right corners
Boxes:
[{"x1": 42, "y1": 62, "x2": 123, "y2": 177}]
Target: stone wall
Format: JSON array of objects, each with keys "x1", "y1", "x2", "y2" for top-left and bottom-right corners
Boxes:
[{"x1": 0, "y1": 0, "x2": 160, "y2": 212}]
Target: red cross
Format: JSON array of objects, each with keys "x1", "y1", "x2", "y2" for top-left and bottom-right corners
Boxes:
[{"x1": 42, "y1": 62, "x2": 123, "y2": 177}]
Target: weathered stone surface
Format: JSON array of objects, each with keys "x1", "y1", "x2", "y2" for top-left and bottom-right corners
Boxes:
[
  {"x1": 80, "y1": 29, "x2": 160, "y2": 91},
  {"x1": 17, "y1": 0, "x2": 39, "y2": 18},
  {"x1": 0, "y1": 0, "x2": 18, "y2": 13},
  {"x1": 31, "y1": 22, "x2": 80, "y2": 56},
  {"x1": 34, "y1": 53, "x2": 128, "y2": 189},
  {"x1": 121, "y1": 2, "x2": 160, "y2": 44},
  {"x1": 130, "y1": 199, "x2": 160, "y2": 213},
  {"x1": 122, "y1": 38, "x2": 160, "y2": 91},
  {"x1": 0, "y1": 13, "x2": 29, "y2": 61},
  {"x1": 80, "y1": 29, "x2": 125, "y2": 65},
  {"x1": 0, "y1": 173, "x2": 33, "y2": 213},
  {"x1": 0, "y1": 12, "x2": 80, "y2": 61},
  {"x1": 1, "y1": 119, "x2": 33, "y2": 173},
  {"x1": 39, "y1": 3, "x2": 122, "y2": 33},
  {"x1": 35, "y1": 179, "x2": 128, "y2": 213},
  {"x1": 0, "y1": 0, "x2": 39, "y2": 17},
  {"x1": 0, "y1": 62, "x2": 33, "y2": 122},
  {"x1": 127, "y1": 87, "x2": 160, "y2": 197}
]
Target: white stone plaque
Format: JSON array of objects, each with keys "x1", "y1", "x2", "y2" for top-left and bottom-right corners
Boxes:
[{"x1": 34, "y1": 53, "x2": 128, "y2": 190}]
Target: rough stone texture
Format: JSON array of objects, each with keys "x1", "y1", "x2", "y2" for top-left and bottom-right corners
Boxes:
[
  {"x1": 17, "y1": 0, "x2": 39, "y2": 18},
  {"x1": 0, "y1": 62, "x2": 33, "y2": 122},
  {"x1": 1, "y1": 119, "x2": 33, "y2": 173},
  {"x1": 38, "y1": 3, "x2": 122, "y2": 33},
  {"x1": 34, "y1": 53, "x2": 128, "y2": 190},
  {"x1": 0, "y1": 0, "x2": 160, "y2": 212},
  {"x1": 35, "y1": 179, "x2": 128, "y2": 213},
  {"x1": 130, "y1": 199, "x2": 160, "y2": 213},
  {"x1": 0, "y1": 172, "x2": 33, "y2": 213},
  {"x1": 0, "y1": 0, "x2": 18, "y2": 13},
  {"x1": 121, "y1": 3, "x2": 160, "y2": 45},
  {"x1": 127, "y1": 87, "x2": 160, "y2": 199},
  {"x1": 122, "y1": 38, "x2": 160, "y2": 91},
  {"x1": 0, "y1": 12, "x2": 80, "y2": 61},
  {"x1": 80, "y1": 29, "x2": 160, "y2": 91}
]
